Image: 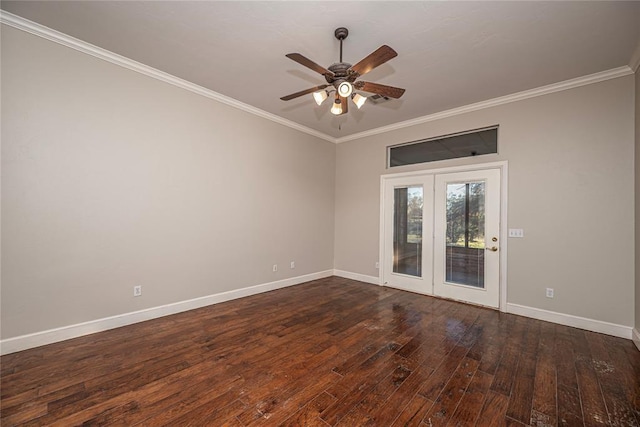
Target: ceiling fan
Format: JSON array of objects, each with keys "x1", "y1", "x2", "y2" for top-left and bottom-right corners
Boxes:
[{"x1": 280, "y1": 27, "x2": 405, "y2": 116}]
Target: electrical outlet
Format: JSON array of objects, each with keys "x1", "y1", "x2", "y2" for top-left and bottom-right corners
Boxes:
[
  {"x1": 134, "y1": 285, "x2": 142, "y2": 297},
  {"x1": 290, "y1": 261, "x2": 295, "y2": 269},
  {"x1": 273, "y1": 264, "x2": 278, "y2": 272},
  {"x1": 546, "y1": 288, "x2": 554, "y2": 298},
  {"x1": 375, "y1": 262, "x2": 379, "y2": 269}
]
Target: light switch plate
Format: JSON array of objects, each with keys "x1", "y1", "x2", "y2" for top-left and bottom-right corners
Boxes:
[{"x1": 508, "y1": 228, "x2": 524, "y2": 238}]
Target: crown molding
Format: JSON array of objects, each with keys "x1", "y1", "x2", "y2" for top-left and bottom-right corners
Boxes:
[
  {"x1": 0, "y1": 11, "x2": 335, "y2": 143},
  {"x1": 629, "y1": 40, "x2": 640, "y2": 72},
  {"x1": 1, "y1": 11, "x2": 634, "y2": 146},
  {"x1": 335, "y1": 65, "x2": 634, "y2": 143}
]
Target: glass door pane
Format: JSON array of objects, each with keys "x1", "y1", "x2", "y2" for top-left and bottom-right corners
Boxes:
[
  {"x1": 393, "y1": 186, "x2": 423, "y2": 277},
  {"x1": 445, "y1": 182, "x2": 485, "y2": 288},
  {"x1": 383, "y1": 174, "x2": 433, "y2": 295}
]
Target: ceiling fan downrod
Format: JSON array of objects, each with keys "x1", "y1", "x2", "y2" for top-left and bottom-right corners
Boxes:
[{"x1": 334, "y1": 27, "x2": 348, "y2": 63}]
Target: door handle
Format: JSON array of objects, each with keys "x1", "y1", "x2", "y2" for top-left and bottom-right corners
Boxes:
[{"x1": 486, "y1": 246, "x2": 498, "y2": 252}]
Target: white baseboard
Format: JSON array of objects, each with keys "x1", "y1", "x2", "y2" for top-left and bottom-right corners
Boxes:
[
  {"x1": 506, "y1": 303, "x2": 633, "y2": 340},
  {"x1": 333, "y1": 269, "x2": 380, "y2": 285},
  {"x1": 0, "y1": 270, "x2": 334, "y2": 355},
  {"x1": 4, "y1": 272, "x2": 633, "y2": 355},
  {"x1": 330, "y1": 273, "x2": 635, "y2": 342}
]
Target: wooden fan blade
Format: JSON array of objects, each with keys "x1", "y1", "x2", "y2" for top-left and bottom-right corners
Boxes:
[
  {"x1": 356, "y1": 81, "x2": 405, "y2": 99},
  {"x1": 286, "y1": 53, "x2": 334, "y2": 77},
  {"x1": 350, "y1": 45, "x2": 398, "y2": 77},
  {"x1": 280, "y1": 85, "x2": 329, "y2": 101},
  {"x1": 340, "y1": 96, "x2": 348, "y2": 115}
]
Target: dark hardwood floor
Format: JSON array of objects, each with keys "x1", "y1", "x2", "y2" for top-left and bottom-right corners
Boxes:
[{"x1": 1, "y1": 276, "x2": 639, "y2": 426}]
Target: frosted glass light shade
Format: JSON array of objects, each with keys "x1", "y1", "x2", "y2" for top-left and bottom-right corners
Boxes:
[
  {"x1": 337, "y1": 81, "x2": 353, "y2": 97},
  {"x1": 352, "y1": 93, "x2": 367, "y2": 109},
  {"x1": 313, "y1": 90, "x2": 328, "y2": 106},
  {"x1": 330, "y1": 98, "x2": 343, "y2": 115}
]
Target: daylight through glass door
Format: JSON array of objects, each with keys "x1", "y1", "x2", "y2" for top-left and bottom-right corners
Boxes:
[
  {"x1": 393, "y1": 186, "x2": 423, "y2": 277},
  {"x1": 445, "y1": 181, "x2": 485, "y2": 288}
]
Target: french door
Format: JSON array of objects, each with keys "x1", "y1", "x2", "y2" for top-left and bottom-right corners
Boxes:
[
  {"x1": 382, "y1": 168, "x2": 502, "y2": 308},
  {"x1": 382, "y1": 175, "x2": 434, "y2": 294}
]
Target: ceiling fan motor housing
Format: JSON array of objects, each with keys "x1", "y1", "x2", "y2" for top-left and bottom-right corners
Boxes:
[{"x1": 326, "y1": 62, "x2": 354, "y2": 85}]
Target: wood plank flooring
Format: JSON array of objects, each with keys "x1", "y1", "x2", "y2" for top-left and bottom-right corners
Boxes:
[{"x1": 1, "y1": 276, "x2": 639, "y2": 426}]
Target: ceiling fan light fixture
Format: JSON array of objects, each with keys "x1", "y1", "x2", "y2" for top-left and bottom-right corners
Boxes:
[
  {"x1": 330, "y1": 98, "x2": 343, "y2": 115},
  {"x1": 337, "y1": 81, "x2": 353, "y2": 98},
  {"x1": 312, "y1": 90, "x2": 328, "y2": 106},
  {"x1": 351, "y1": 93, "x2": 367, "y2": 109},
  {"x1": 280, "y1": 27, "x2": 405, "y2": 117}
]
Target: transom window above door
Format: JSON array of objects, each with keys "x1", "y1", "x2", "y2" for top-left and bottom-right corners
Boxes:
[{"x1": 388, "y1": 126, "x2": 498, "y2": 168}]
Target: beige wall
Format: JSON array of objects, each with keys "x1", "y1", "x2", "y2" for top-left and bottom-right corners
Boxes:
[
  {"x1": 636, "y1": 68, "x2": 640, "y2": 335},
  {"x1": 335, "y1": 75, "x2": 635, "y2": 327},
  {"x1": 1, "y1": 22, "x2": 637, "y2": 341},
  {"x1": 1, "y1": 26, "x2": 336, "y2": 339}
]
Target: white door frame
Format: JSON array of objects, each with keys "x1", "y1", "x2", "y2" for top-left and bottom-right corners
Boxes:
[{"x1": 379, "y1": 161, "x2": 509, "y2": 312}]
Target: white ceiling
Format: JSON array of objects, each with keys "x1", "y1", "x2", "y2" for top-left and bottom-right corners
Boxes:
[{"x1": 2, "y1": 1, "x2": 639, "y2": 140}]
